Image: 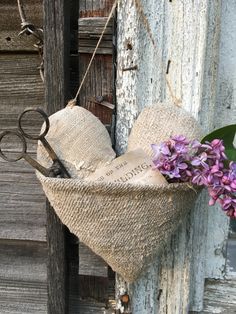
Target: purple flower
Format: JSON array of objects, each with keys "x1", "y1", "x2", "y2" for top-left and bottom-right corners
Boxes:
[
  {"x1": 190, "y1": 139, "x2": 201, "y2": 149},
  {"x1": 151, "y1": 135, "x2": 236, "y2": 219},
  {"x1": 151, "y1": 143, "x2": 170, "y2": 157},
  {"x1": 174, "y1": 142, "x2": 188, "y2": 154},
  {"x1": 191, "y1": 152, "x2": 209, "y2": 169},
  {"x1": 171, "y1": 135, "x2": 189, "y2": 144},
  {"x1": 192, "y1": 169, "x2": 208, "y2": 185},
  {"x1": 220, "y1": 196, "x2": 236, "y2": 211},
  {"x1": 229, "y1": 162, "x2": 236, "y2": 179}
]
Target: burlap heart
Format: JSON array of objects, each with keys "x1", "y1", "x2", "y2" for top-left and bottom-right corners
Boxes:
[
  {"x1": 37, "y1": 103, "x2": 201, "y2": 282},
  {"x1": 128, "y1": 103, "x2": 202, "y2": 156},
  {"x1": 37, "y1": 106, "x2": 116, "y2": 178}
]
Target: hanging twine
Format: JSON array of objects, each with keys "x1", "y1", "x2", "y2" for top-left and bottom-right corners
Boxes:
[
  {"x1": 69, "y1": 0, "x2": 181, "y2": 108},
  {"x1": 17, "y1": 0, "x2": 44, "y2": 82},
  {"x1": 68, "y1": 0, "x2": 118, "y2": 108}
]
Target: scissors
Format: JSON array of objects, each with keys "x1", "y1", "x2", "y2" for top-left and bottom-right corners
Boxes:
[{"x1": 0, "y1": 108, "x2": 70, "y2": 178}]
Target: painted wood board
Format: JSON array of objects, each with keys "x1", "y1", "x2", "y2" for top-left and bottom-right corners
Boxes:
[
  {"x1": 202, "y1": 279, "x2": 236, "y2": 314},
  {"x1": 115, "y1": 0, "x2": 228, "y2": 313}
]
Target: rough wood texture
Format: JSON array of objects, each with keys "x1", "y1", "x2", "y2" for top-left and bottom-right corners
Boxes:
[
  {"x1": 207, "y1": 0, "x2": 236, "y2": 281},
  {"x1": 79, "y1": 0, "x2": 114, "y2": 17},
  {"x1": 0, "y1": 160, "x2": 46, "y2": 241},
  {"x1": 44, "y1": 0, "x2": 72, "y2": 312},
  {"x1": 77, "y1": 0, "x2": 116, "y2": 309},
  {"x1": 116, "y1": 0, "x2": 227, "y2": 313},
  {"x1": 0, "y1": 0, "x2": 42, "y2": 52},
  {"x1": 79, "y1": 17, "x2": 113, "y2": 54},
  {"x1": 79, "y1": 53, "x2": 113, "y2": 124},
  {"x1": 202, "y1": 279, "x2": 236, "y2": 313},
  {"x1": 0, "y1": 0, "x2": 116, "y2": 312},
  {"x1": 79, "y1": 243, "x2": 108, "y2": 277},
  {"x1": 0, "y1": 52, "x2": 45, "y2": 241},
  {"x1": 0, "y1": 1, "x2": 113, "y2": 55},
  {"x1": 0, "y1": 54, "x2": 44, "y2": 108},
  {"x1": 0, "y1": 239, "x2": 47, "y2": 314}
]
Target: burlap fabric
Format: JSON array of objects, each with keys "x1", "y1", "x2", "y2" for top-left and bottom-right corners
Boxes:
[
  {"x1": 37, "y1": 103, "x2": 201, "y2": 282},
  {"x1": 37, "y1": 175, "x2": 199, "y2": 282},
  {"x1": 128, "y1": 103, "x2": 202, "y2": 156},
  {"x1": 37, "y1": 106, "x2": 115, "y2": 178}
]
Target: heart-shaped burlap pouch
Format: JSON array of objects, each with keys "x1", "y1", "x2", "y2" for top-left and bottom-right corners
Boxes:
[
  {"x1": 37, "y1": 105, "x2": 116, "y2": 178},
  {"x1": 37, "y1": 103, "x2": 201, "y2": 282}
]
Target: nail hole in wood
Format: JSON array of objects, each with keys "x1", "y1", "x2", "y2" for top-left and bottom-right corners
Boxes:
[
  {"x1": 5, "y1": 37, "x2": 11, "y2": 42},
  {"x1": 126, "y1": 40, "x2": 133, "y2": 50}
]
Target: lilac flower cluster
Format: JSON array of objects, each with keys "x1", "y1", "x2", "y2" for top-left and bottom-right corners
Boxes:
[{"x1": 152, "y1": 136, "x2": 236, "y2": 219}]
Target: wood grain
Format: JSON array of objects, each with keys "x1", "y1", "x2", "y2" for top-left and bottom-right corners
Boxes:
[
  {"x1": 116, "y1": 0, "x2": 226, "y2": 313},
  {"x1": 79, "y1": 53, "x2": 114, "y2": 124},
  {"x1": 0, "y1": 13, "x2": 113, "y2": 55},
  {"x1": 80, "y1": 0, "x2": 114, "y2": 18},
  {"x1": 0, "y1": 0, "x2": 116, "y2": 312},
  {"x1": 79, "y1": 243, "x2": 108, "y2": 277},
  {"x1": 202, "y1": 279, "x2": 236, "y2": 313},
  {"x1": 0, "y1": 54, "x2": 44, "y2": 108},
  {"x1": 0, "y1": 239, "x2": 47, "y2": 314},
  {"x1": 0, "y1": 52, "x2": 45, "y2": 241},
  {"x1": 44, "y1": 0, "x2": 73, "y2": 312},
  {"x1": 0, "y1": 160, "x2": 46, "y2": 241},
  {"x1": 79, "y1": 17, "x2": 113, "y2": 54}
]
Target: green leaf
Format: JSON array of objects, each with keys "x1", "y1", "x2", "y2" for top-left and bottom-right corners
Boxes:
[
  {"x1": 226, "y1": 148, "x2": 236, "y2": 162},
  {"x1": 201, "y1": 124, "x2": 236, "y2": 161}
]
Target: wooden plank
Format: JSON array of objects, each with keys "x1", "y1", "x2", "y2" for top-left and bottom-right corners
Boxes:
[
  {"x1": 204, "y1": 0, "x2": 236, "y2": 282},
  {"x1": 78, "y1": 17, "x2": 113, "y2": 54},
  {"x1": 79, "y1": 54, "x2": 113, "y2": 124},
  {"x1": 116, "y1": 0, "x2": 223, "y2": 313},
  {"x1": 0, "y1": 6, "x2": 113, "y2": 54},
  {"x1": 44, "y1": 0, "x2": 79, "y2": 312},
  {"x1": 79, "y1": 17, "x2": 113, "y2": 36},
  {"x1": 0, "y1": 0, "x2": 42, "y2": 31},
  {"x1": 77, "y1": 1, "x2": 116, "y2": 309},
  {"x1": 0, "y1": 31, "x2": 39, "y2": 52},
  {"x1": 0, "y1": 52, "x2": 45, "y2": 242},
  {"x1": 79, "y1": 0, "x2": 114, "y2": 17},
  {"x1": 0, "y1": 54, "x2": 44, "y2": 107},
  {"x1": 79, "y1": 243, "x2": 108, "y2": 277},
  {"x1": 0, "y1": 280, "x2": 47, "y2": 314},
  {"x1": 202, "y1": 279, "x2": 236, "y2": 313},
  {"x1": 0, "y1": 0, "x2": 42, "y2": 52},
  {"x1": 0, "y1": 140, "x2": 46, "y2": 241},
  {"x1": 0, "y1": 239, "x2": 47, "y2": 314},
  {"x1": 0, "y1": 239, "x2": 47, "y2": 282}
]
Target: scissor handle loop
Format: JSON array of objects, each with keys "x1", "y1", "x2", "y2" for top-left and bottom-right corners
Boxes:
[
  {"x1": 0, "y1": 130, "x2": 26, "y2": 162},
  {"x1": 18, "y1": 108, "x2": 50, "y2": 140}
]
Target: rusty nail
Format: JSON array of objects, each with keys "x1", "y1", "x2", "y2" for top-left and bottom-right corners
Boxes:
[
  {"x1": 120, "y1": 293, "x2": 130, "y2": 304},
  {"x1": 122, "y1": 65, "x2": 138, "y2": 72},
  {"x1": 166, "y1": 60, "x2": 171, "y2": 74},
  {"x1": 157, "y1": 289, "x2": 163, "y2": 301}
]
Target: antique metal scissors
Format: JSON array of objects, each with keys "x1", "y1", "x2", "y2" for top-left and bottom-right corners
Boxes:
[{"x1": 0, "y1": 108, "x2": 70, "y2": 178}]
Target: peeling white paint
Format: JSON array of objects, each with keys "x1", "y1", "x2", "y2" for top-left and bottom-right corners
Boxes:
[{"x1": 116, "y1": 0, "x2": 231, "y2": 313}]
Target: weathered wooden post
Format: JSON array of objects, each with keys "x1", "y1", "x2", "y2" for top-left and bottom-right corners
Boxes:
[
  {"x1": 115, "y1": 0, "x2": 228, "y2": 313},
  {"x1": 43, "y1": 0, "x2": 79, "y2": 312}
]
